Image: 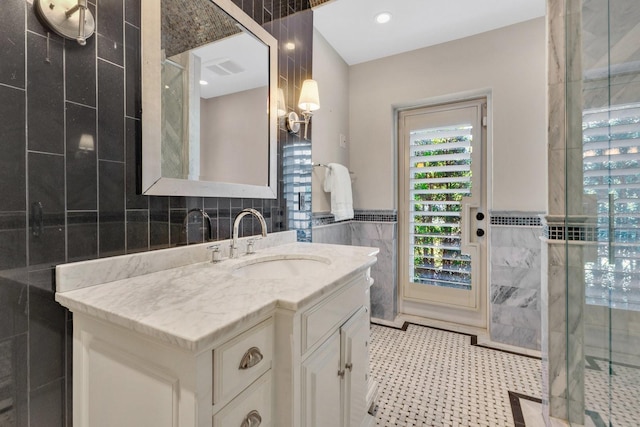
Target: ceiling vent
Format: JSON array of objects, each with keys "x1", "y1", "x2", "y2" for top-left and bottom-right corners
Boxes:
[{"x1": 206, "y1": 59, "x2": 245, "y2": 76}]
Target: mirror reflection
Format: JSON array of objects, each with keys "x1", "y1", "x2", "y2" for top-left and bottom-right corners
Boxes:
[
  {"x1": 141, "y1": 0, "x2": 277, "y2": 198},
  {"x1": 160, "y1": 0, "x2": 269, "y2": 186}
]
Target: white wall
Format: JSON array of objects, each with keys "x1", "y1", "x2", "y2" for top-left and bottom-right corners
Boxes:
[
  {"x1": 311, "y1": 29, "x2": 350, "y2": 213},
  {"x1": 348, "y1": 18, "x2": 547, "y2": 212},
  {"x1": 200, "y1": 87, "x2": 268, "y2": 186}
]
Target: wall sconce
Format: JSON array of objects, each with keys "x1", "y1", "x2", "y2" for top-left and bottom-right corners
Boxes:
[
  {"x1": 35, "y1": 0, "x2": 95, "y2": 46},
  {"x1": 286, "y1": 79, "x2": 320, "y2": 139}
]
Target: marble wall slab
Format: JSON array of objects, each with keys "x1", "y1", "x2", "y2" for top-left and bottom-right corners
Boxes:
[
  {"x1": 490, "y1": 225, "x2": 543, "y2": 350},
  {"x1": 312, "y1": 218, "x2": 398, "y2": 321},
  {"x1": 311, "y1": 222, "x2": 352, "y2": 245},
  {"x1": 350, "y1": 222, "x2": 398, "y2": 321}
]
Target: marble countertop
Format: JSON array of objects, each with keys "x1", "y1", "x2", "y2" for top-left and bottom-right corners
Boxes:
[{"x1": 55, "y1": 241, "x2": 378, "y2": 352}]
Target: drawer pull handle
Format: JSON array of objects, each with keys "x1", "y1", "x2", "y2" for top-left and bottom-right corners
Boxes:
[
  {"x1": 239, "y1": 347, "x2": 263, "y2": 370},
  {"x1": 241, "y1": 410, "x2": 262, "y2": 427}
]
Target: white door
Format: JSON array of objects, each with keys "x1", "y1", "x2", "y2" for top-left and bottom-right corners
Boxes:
[
  {"x1": 301, "y1": 331, "x2": 342, "y2": 427},
  {"x1": 398, "y1": 99, "x2": 487, "y2": 328},
  {"x1": 340, "y1": 307, "x2": 369, "y2": 427}
]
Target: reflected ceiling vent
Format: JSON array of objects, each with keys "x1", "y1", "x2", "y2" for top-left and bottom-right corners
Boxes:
[{"x1": 206, "y1": 59, "x2": 245, "y2": 76}]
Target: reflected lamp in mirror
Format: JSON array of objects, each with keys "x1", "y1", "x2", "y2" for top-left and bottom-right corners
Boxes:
[
  {"x1": 76, "y1": 133, "x2": 94, "y2": 158},
  {"x1": 35, "y1": 0, "x2": 95, "y2": 46},
  {"x1": 286, "y1": 79, "x2": 320, "y2": 139}
]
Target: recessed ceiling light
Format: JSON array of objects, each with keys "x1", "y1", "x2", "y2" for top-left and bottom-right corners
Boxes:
[
  {"x1": 375, "y1": 12, "x2": 392, "y2": 24},
  {"x1": 199, "y1": 80, "x2": 208, "y2": 85},
  {"x1": 285, "y1": 42, "x2": 296, "y2": 50}
]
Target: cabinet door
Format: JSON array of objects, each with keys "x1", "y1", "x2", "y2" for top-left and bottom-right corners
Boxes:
[
  {"x1": 301, "y1": 331, "x2": 342, "y2": 427},
  {"x1": 341, "y1": 306, "x2": 370, "y2": 427}
]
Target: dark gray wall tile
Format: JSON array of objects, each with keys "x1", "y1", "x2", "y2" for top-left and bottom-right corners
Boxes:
[
  {"x1": 0, "y1": 214, "x2": 27, "y2": 271},
  {"x1": 150, "y1": 197, "x2": 170, "y2": 249},
  {"x1": 29, "y1": 378, "x2": 64, "y2": 427},
  {"x1": 0, "y1": 1, "x2": 307, "y2": 424},
  {"x1": 67, "y1": 212, "x2": 98, "y2": 262},
  {"x1": 125, "y1": 24, "x2": 141, "y2": 119},
  {"x1": 29, "y1": 271, "x2": 65, "y2": 389},
  {"x1": 0, "y1": 272, "x2": 28, "y2": 340},
  {"x1": 65, "y1": 31, "x2": 97, "y2": 107},
  {"x1": 99, "y1": 161, "x2": 125, "y2": 257},
  {"x1": 126, "y1": 210, "x2": 149, "y2": 253},
  {"x1": 97, "y1": 0, "x2": 124, "y2": 65},
  {"x1": 125, "y1": 118, "x2": 145, "y2": 208},
  {"x1": 0, "y1": 85, "x2": 26, "y2": 212},
  {"x1": 98, "y1": 60, "x2": 125, "y2": 161},
  {"x1": 0, "y1": 0, "x2": 25, "y2": 88},
  {"x1": 66, "y1": 103, "x2": 97, "y2": 210},
  {"x1": 0, "y1": 334, "x2": 28, "y2": 426},
  {"x1": 125, "y1": 0, "x2": 141, "y2": 27},
  {"x1": 28, "y1": 153, "x2": 65, "y2": 268},
  {"x1": 27, "y1": 33, "x2": 64, "y2": 154}
]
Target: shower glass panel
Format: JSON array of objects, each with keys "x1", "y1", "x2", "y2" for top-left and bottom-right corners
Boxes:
[
  {"x1": 161, "y1": 59, "x2": 187, "y2": 179},
  {"x1": 567, "y1": 0, "x2": 640, "y2": 425}
]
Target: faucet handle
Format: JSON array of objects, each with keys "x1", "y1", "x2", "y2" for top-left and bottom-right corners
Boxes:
[
  {"x1": 246, "y1": 238, "x2": 259, "y2": 255},
  {"x1": 207, "y1": 245, "x2": 222, "y2": 263}
]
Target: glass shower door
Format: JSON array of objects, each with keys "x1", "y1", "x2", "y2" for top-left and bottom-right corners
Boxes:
[{"x1": 568, "y1": 0, "x2": 640, "y2": 425}]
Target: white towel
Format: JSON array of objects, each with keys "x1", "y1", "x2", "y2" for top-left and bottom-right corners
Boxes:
[{"x1": 323, "y1": 163, "x2": 354, "y2": 221}]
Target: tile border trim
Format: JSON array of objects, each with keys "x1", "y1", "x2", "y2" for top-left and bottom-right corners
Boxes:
[
  {"x1": 312, "y1": 210, "x2": 397, "y2": 226},
  {"x1": 508, "y1": 391, "x2": 542, "y2": 427},
  {"x1": 491, "y1": 216, "x2": 542, "y2": 227},
  {"x1": 370, "y1": 321, "x2": 542, "y2": 360}
]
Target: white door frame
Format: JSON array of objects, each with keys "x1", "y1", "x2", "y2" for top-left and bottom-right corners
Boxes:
[{"x1": 395, "y1": 91, "x2": 493, "y2": 331}]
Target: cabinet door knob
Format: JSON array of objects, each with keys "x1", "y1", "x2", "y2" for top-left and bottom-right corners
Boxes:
[
  {"x1": 240, "y1": 410, "x2": 262, "y2": 427},
  {"x1": 239, "y1": 347, "x2": 263, "y2": 370}
]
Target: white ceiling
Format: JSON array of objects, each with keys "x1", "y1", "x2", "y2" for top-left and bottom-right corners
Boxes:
[
  {"x1": 313, "y1": 0, "x2": 547, "y2": 65},
  {"x1": 192, "y1": 32, "x2": 268, "y2": 98}
]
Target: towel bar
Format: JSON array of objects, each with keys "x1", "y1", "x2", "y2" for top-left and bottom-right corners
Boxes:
[{"x1": 312, "y1": 163, "x2": 354, "y2": 174}]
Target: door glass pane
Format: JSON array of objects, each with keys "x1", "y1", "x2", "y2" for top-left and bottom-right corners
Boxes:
[{"x1": 409, "y1": 124, "x2": 473, "y2": 290}]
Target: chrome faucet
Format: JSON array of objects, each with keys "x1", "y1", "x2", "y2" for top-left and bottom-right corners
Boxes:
[
  {"x1": 182, "y1": 208, "x2": 213, "y2": 244},
  {"x1": 231, "y1": 208, "x2": 268, "y2": 258}
]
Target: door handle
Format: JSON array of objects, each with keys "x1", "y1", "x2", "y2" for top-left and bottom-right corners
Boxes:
[
  {"x1": 476, "y1": 228, "x2": 485, "y2": 237},
  {"x1": 460, "y1": 197, "x2": 479, "y2": 255}
]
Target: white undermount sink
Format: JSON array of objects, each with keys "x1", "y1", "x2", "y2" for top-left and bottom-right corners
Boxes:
[{"x1": 231, "y1": 254, "x2": 332, "y2": 279}]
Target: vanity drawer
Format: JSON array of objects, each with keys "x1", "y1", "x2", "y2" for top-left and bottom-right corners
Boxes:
[
  {"x1": 213, "y1": 372, "x2": 272, "y2": 427},
  {"x1": 301, "y1": 273, "x2": 367, "y2": 354},
  {"x1": 213, "y1": 317, "x2": 273, "y2": 405}
]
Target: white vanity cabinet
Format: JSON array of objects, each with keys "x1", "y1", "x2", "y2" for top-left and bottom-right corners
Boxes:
[
  {"x1": 297, "y1": 272, "x2": 376, "y2": 427},
  {"x1": 71, "y1": 312, "x2": 275, "y2": 427},
  {"x1": 55, "y1": 241, "x2": 379, "y2": 427}
]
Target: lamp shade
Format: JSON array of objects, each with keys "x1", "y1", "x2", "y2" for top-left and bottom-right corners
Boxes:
[
  {"x1": 78, "y1": 133, "x2": 95, "y2": 151},
  {"x1": 298, "y1": 79, "x2": 320, "y2": 112}
]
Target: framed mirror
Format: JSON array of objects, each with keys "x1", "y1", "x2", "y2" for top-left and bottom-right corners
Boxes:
[{"x1": 141, "y1": 0, "x2": 278, "y2": 198}]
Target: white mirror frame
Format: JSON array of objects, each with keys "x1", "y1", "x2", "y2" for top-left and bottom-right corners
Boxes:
[{"x1": 141, "y1": 0, "x2": 278, "y2": 198}]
